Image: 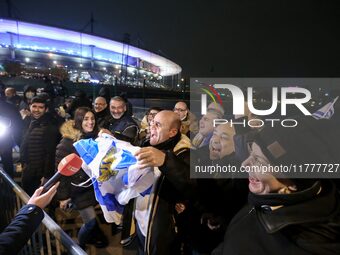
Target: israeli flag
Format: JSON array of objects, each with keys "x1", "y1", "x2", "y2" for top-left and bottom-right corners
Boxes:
[
  {"x1": 73, "y1": 134, "x2": 154, "y2": 224},
  {"x1": 312, "y1": 96, "x2": 339, "y2": 120}
]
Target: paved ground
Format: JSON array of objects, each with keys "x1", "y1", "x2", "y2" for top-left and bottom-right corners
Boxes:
[{"x1": 55, "y1": 207, "x2": 138, "y2": 255}]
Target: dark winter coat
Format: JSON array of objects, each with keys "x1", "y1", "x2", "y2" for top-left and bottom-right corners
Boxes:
[
  {"x1": 103, "y1": 113, "x2": 139, "y2": 144},
  {"x1": 214, "y1": 180, "x2": 340, "y2": 255},
  {"x1": 181, "y1": 147, "x2": 248, "y2": 253},
  {"x1": 0, "y1": 204, "x2": 44, "y2": 255},
  {"x1": 20, "y1": 113, "x2": 59, "y2": 179},
  {"x1": 55, "y1": 120, "x2": 97, "y2": 210},
  {"x1": 0, "y1": 97, "x2": 22, "y2": 177},
  {"x1": 142, "y1": 133, "x2": 194, "y2": 255},
  {"x1": 94, "y1": 108, "x2": 110, "y2": 129}
]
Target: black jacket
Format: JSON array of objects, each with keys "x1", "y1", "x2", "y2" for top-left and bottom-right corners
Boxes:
[
  {"x1": 103, "y1": 113, "x2": 139, "y2": 144},
  {"x1": 0, "y1": 97, "x2": 22, "y2": 177},
  {"x1": 55, "y1": 120, "x2": 97, "y2": 210},
  {"x1": 0, "y1": 97, "x2": 22, "y2": 147},
  {"x1": 142, "y1": 133, "x2": 193, "y2": 255},
  {"x1": 20, "y1": 113, "x2": 59, "y2": 179},
  {"x1": 94, "y1": 108, "x2": 110, "y2": 129},
  {"x1": 184, "y1": 147, "x2": 248, "y2": 253},
  {"x1": 214, "y1": 180, "x2": 340, "y2": 255},
  {"x1": 0, "y1": 204, "x2": 44, "y2": 255}
]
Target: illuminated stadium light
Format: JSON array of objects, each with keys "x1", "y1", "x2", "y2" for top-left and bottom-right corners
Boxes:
[{"x1": 0, "y1": 19, "x2": 181, "y2": 76}]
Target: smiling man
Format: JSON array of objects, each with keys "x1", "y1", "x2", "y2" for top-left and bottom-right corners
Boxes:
[
  {"x1": 102, "y1": 96, "x2": 138, "y2": 144},
  {"x1": 93, "y1": 96, "x2": 109, "y2": 128},
  {"x1": 20, "y1": 96, "x2": 59, "y2": 196}
]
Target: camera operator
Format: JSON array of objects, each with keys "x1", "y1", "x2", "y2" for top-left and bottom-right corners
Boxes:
[{"x1": 0, "y1": 82, "x2": 22, "y2": 177}]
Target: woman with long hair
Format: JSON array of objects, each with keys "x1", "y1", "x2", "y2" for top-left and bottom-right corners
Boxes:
[{"x1": 55, "y1": 107, "x2": 108, "y2": 249}]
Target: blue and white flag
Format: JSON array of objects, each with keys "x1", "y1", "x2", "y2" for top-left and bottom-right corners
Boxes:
[
  {"x1": 73, "y1": 134, "x2": 154, "y2": 224},
  {"x1": 312, "y1": 96, "x2": 339, "y2": 120}
]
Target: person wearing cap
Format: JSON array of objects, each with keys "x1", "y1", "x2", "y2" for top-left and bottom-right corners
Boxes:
[{"x1": 213, "y1": 117, "x2": 340, "y2": 255}]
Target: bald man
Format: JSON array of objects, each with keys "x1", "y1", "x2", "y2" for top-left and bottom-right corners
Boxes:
[
  {"x1": 134, "y1": 111, "x2": 193, "y2": 255},
  {"x1": 173, "y1": 101, "x2": 198, "y2": 137},
  {"x1": 5, "y1": 87, "x2": 21, "y2": 108},
  {"x1": 93, "y1": 96, "x2": 109, "y2": 128}
]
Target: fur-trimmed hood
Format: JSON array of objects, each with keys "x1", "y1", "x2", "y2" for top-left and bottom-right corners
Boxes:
[
  {"x1": 59, "y1": 120, "x2": 82, "y2": 141},
  {"x1": 174, "y1": 134, "x2": 192, "y2": 154}
]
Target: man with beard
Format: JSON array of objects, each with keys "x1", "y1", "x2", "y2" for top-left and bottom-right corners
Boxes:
[
  {"x1": 102, "y1": 96, "x2": 138, "y2": 144},
  {"x1": 20, "y1": 96, "x2": 59, "y2": 196},
  {"x1": 93, "y1": 96, "x2": 109, "y2": 128},
  {"x1": 134, "y1": 110, "x2": 192, "y2": 255}
]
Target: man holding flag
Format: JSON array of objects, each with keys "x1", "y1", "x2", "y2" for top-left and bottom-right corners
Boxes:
[{"x1": 134, "y1": 110, "x2": 192, "y2": 255}]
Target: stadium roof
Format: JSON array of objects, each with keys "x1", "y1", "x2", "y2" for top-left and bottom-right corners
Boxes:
[{"x1": 0, "y1": 18, "x2": 182, "y2": 76}]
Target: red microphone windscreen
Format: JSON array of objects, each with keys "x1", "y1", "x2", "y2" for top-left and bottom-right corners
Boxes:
[{"x1": 57, "y1": 153, "x2": 83, "y2": 176}]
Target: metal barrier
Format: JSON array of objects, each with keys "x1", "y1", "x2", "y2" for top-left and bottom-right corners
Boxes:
[{"x1": 0, "y1": 167, "x2": 87, "y2": 255}]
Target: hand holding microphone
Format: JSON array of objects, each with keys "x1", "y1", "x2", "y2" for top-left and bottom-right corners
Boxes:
[
  {"x1": 28, "y1": 182, "x2": 60, "y2": 209},
  {"x1": 41, "y1": 153, "x2": 83, "y2": 193}
]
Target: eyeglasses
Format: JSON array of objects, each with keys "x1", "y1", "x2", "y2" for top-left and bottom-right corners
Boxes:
[
  {"x1": 174, "y1": 108, "x2": 187, "y2": 112},
  {"x1": 148, "y1": 112, "x2": 158, "y2": 116}
]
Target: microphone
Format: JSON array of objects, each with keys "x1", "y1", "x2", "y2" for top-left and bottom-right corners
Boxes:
[{"x1": 42, "y1": 153, "x2": 83, "y2": 193}]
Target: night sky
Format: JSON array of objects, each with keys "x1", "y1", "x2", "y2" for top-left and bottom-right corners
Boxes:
[{"x1": 1, "y1": 0, "x2": 340, "y2": 78}]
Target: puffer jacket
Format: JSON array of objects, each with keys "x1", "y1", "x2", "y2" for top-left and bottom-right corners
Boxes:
[
  {"x1": 55, "y1": 120, "x2": 97, "y2": 210},
  {"x1": 20, "y1": 113, "x2": 59, "y2": 179}
]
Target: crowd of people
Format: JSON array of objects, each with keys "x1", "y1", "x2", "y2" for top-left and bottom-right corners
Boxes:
[{"x1": 1, "y1": 81, "x2": 340, "y2": 255}]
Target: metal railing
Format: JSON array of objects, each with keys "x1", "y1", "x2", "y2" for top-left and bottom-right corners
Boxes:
[{"x1": 0, "y1": 167, "x2": 87, "y2": 255}]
